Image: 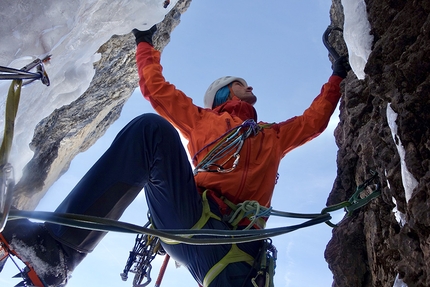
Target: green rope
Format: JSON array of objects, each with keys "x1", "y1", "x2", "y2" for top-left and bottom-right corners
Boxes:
[{"x1": 8, "y1": 209, "x2": 331, "y2": 245}]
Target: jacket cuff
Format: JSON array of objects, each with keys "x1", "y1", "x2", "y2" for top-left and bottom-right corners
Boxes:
[{"x1": 328, "y1": 75, "x2": 343, "y2": 86}]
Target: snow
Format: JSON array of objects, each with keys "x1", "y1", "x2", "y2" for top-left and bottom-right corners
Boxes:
[
  {"x1": 391, "y1": 196, "x2": 406, "y2": 227},
  {"x1": 385, "y1": 170, "x2": 407, "y2": 227},
  {"x1": 10, "y1": 238, "x2": 67, "y2": 283},
  {"x1": 393, "y1": 273, "x2": 408, "y2": 287},
  {"x1": 0, "y1": 0, "x2": 178, "y2": 180},
  {"x1": 342, "y1": 0, "x2": 374, "y2": 80},
  {"x1": 386, "y1": 103, "x2": 419, "y2": 203}
]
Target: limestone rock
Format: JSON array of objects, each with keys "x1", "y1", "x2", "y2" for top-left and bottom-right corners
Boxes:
[
  {"x1": 11, "y1": 0, "x2": 191, "y2": 210},
  {"x1": 325, "y1": 0, "x2": 430, "y2": 286}
]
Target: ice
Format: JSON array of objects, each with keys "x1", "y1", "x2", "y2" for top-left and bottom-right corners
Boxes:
[
  {"x1": 391, "y1": 196, "x2": 406, "y2": 227},
  {"x1": 386, "y1": 103, "x2": 419, "y2": 203},
  {"x1": 385, "y1": 169, "x2": 407, "y2": 227},
  {"x1": 0, "y1": 0, "x2": 177, "y2": 180},
  {"x1": 393, "y1": 273, "x2": 408, "y2": 287},
  {"x1": 342, "y1": 0, "x2": 374, "y2": 80}
]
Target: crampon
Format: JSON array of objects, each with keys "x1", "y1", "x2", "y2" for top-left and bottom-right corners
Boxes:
[{"x1": 0, "y1": 235, "x2": 46, "y2": 287}]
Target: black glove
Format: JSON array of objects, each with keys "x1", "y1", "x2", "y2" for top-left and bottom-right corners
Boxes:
[
  {"x1": 332, "y1": 56, "x2": 351, "y2": 79},
  {"x1": 132, "y1": 25, "x2": 157, "y2": 46}
]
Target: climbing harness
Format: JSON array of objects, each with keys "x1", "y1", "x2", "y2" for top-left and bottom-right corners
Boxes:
[
  {"x1": 121, "y1": 216, "x2": 167, "y2": 287},
  {"x1": 203, "y1": 243, "x2": 255, "y2": 287},
  {"x1": 0, "y1": 56, "x2": 51, "y2": 233},
  {"x1": 193, "y1": 119, "x2": 268, "y2": 175}
]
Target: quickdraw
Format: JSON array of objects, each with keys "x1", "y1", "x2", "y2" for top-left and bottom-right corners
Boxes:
[
  {"x1": 0, "y1": 55, "x2": 51, "y2": 86},
  {"x1": 0, "y1": 56, "x2": 51, "y2": 232},
  {"x1": 121, "y1": 218, "x2": 167, "y2": 287},
  {"x1": 252, "y1": 240, "x2": 277, "y2": 287},
  {"x1": 322, "y1": 170, "x2": 381, "y2": 227}
]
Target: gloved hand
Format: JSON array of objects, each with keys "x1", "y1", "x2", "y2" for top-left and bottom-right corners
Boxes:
[
  {"x1": 332, "y1": 56, "x2": 351, "y2": 79},
  {"x1": 132, "y1": 25, "x2": 157, "y2": 46}
]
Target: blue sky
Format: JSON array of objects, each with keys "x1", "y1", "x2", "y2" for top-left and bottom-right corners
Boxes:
[{"x1": 1, "y1": 1, "x2": 346, "y2": 286}]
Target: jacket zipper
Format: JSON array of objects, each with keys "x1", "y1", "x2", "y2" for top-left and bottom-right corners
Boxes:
[
  {"x1": 225, "y1": 118, "x2": 231, "y2": 130},
  {"x1": 233, "y1": 138, "x2": 251, "y2": 203}
]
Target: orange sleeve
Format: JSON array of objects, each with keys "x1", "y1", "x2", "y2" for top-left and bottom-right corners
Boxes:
[
  {"x1": 136, "y1": 42, "x2": 203, "y2": 138},
  {"x1": 277, "y1": 75, "x2": 342, "y2": 156}
]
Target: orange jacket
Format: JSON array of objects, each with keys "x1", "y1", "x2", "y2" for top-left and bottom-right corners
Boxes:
[{"x1": 137, "y1": 42, "x2": 342, "y2": 208}]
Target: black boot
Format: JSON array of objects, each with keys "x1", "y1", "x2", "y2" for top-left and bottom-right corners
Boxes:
[{"x1": 0, "y1": 218, "x2": 86, "y2": 287}]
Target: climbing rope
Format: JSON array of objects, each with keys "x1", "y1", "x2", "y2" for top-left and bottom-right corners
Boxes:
[
  {"x1": 193, "y1": 119, "x2": 266, "y2": 175},
  {"x1": 7, "y1": 209, "x2": 332, "y2": 245},
  {"x1": 6, "y1": 170, "x2": 381, "y2": 243}
]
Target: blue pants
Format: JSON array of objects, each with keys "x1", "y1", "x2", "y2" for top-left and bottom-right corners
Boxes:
[{"x1": 45, "y1": 114, "x2": 261, "y2": 287}]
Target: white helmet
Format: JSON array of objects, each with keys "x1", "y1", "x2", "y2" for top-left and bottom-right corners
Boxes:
[{"x1": 203, "y1": 76, "x2": 248, "y2": 108}]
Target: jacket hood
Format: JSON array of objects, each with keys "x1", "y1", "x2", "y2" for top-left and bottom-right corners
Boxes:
[{"x1": 213, "y1": 97, "x2": 257, "y2": 122}]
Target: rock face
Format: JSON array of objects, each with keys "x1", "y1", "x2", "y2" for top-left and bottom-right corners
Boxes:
[
  {"x1": 11, "y1": 0, "x2": 191, "y2": 210},
  {"x1": 325, "y1": 0, "x2": 430, "y2": 286}
]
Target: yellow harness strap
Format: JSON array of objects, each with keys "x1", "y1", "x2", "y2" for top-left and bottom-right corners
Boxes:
[
  {"x1": 159, "y1": 190, "x2": 256, "y2": 287},
  {"x1": 160, "y1": 190, "x2": 221, "y2": 244},
  {"x1": 203, "y1": 244, "x2": 254, "y2": 287}
]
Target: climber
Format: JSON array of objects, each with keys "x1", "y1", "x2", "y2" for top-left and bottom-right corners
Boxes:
[{"x1": 0, "y1": 23, "x2": 350, "y2": 287}]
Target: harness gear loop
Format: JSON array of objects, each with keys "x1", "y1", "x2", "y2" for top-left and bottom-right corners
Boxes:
[{"x1": 203, "y1": 244, "x2": 254, "y2": 287}]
